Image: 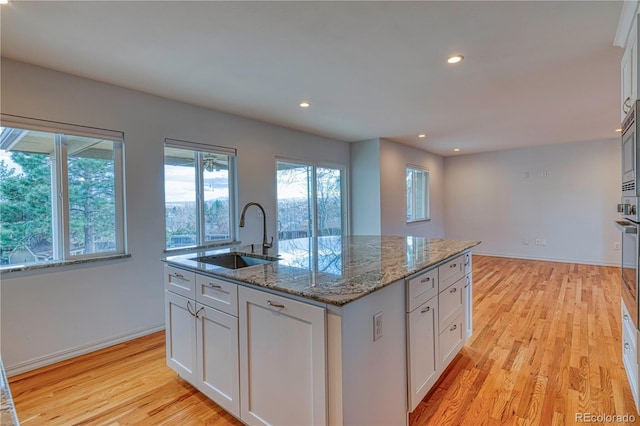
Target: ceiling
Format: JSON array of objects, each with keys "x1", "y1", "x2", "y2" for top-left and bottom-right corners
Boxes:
[{"x1": 0, "y1": 1, "x2": 624, "y2": 156}]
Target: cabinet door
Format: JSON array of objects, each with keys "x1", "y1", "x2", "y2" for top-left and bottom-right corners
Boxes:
[
  {"x1": 439, "y1": 278, "x2": 464, "y2": 328},
  {"x1": 238, "y1": 286, "x2": 327, "y2": 426},
  {"x1": 407, "y1": 298, "x2": 438, "y2": 412},
  {"x1": 196, "y1": 303, "x2": 240, "y2": 417},
  {"x1": 165, "y1": 291, "x2": 197, "y2": 384},
  {"x1": 464, "y1": 273, "x2": 473, "y2": 341}
]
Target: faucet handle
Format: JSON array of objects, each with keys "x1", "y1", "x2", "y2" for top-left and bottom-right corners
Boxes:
[{"x1": 264, "y1": 236, "x2": 274, "y2": 249}]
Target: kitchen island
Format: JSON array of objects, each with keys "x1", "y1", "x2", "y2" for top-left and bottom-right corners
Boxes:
[{"x1": 164, "y1": 235, "x2": 479, "y2": 426}]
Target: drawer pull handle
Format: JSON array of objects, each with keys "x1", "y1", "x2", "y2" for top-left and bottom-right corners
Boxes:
[
  {"x1": 450, "y1": 287, "x2": 457, "y2": 293},
  {"x1": 195, "y1": 307, "x2": 205, "y2": 319},
  {"x1": 421, "y1": 306, "x2": 431, "y2": 313},
  {"x1": 450, "y1": 263, "x2": 457, "y2": 268},
  {"x1": 625, "y1": 342, "x2": 631, "y2": 351},
  {"x1": 624, "y1": 314, "x2": 630, "y2": 322},
  {"x1": 174, "y1": 273, "x2": 184, "y2": 279},
  {"x1": 465, "y1": 254, "x2": 470, "y2": 266},
  {"x1": 450, "y1": 324, "x2": 458, "y2": 331},
  {"x1": 208, "y1": 283, "x2": 222, "y2": 289},
  {"x1": 267, "y1": 300, "x2": 285, "y2": 309},
  {"x1": 420, "y1": 277, "x2": 431, "y2": 283}
]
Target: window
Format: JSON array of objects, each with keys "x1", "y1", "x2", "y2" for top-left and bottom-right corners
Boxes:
[
  {"x1": 406, "y1": 166, "x2": 430, "y2": 222},
  {"x1": 164, "y1": 139, "x2": 236, "y2": 250},
  {"x1": 0, "y1": 114, "x2": 126, "y2": 268},
  {"x1": 276, "y1": 160, "x2": 345, "y2": 242}
]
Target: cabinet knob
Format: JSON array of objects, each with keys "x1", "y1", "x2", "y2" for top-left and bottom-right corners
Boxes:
[
  {"x1": 450, "y1": 287, "x2": 457, "y2": 293},
  {"x1": 450, "y1": 324, "x2": 458, "y2": 331},
  {"x1": 421, "y1": 306, "x2": 431, "y2": 314},
  {"x1": 624, "y1": 314, "x2": 630, "y2": 322},
  {"x1": 420, "y1": 277, "x2": 431, "y2": 283},
  {"x1": 450, "y1": 263, "x2": 457, "y2": 268},
  {"x1": 625, "y1": 342, "x2": 631, "y2": 351}
]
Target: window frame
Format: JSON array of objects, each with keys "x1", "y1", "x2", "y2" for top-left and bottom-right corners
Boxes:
[
  {"x1": 0, "y1": 113, "x2": 127, "y2": 269},
  {"x1": 275, "y1": 157, "x2": 349, "y2": 241},
  {"x1": 164, "y1": 138, "x2": 238, "y2": 251},
  {"x1": 406, "y1": 164, "x2": 431, "y2": 223}
]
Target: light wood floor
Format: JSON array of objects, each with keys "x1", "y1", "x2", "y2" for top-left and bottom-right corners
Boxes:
[{"x1": 8, "y1": 256, "x2": 639, "y2": 425}]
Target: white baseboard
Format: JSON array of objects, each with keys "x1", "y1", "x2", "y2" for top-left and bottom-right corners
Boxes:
[
  {"x1": 6, "y1": 323, "x2": 165, "y2": 377},
  {"x1": 473, "y1": 250, "x2": 619, "y2": 268}
]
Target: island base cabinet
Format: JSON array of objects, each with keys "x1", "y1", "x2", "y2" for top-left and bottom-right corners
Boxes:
[
  {"x1": 165, "y1": 291, "x2": 198, "y2": 384},
  {"x1": 165, "y1": 290, "x2": 240, "y2": 419},
  {"x1": 407, "y1": 297, "x2": 439, "y2": 412},
  {"x1": 197, "y1": 304, "x2": 240, "y2": 417},
  {"x1": 238, "y1": 286, "x2": 327, "y2": 426}
]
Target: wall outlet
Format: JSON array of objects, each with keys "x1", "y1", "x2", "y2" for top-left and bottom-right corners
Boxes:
[
  {"x1": 523, "y1": 239, "x2": 529, "y2": 245},
  {"x1": 614, "y1": 242, "x2": 621, "y2": 250},
  {"x1": 373, "y1": 312, "x2": 383, "y2": 341},
  {"x1": 541, "y1": 170, "x2": 548, "y2": 177},
  {"x1": 541, "y1": 238, "x2": 547, "y2": 246},
  {"x1": 535, "y1": 239, "x2": 542, "y2": 246}
]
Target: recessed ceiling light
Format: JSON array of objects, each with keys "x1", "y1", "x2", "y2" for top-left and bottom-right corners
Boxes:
[
  {"x1": 453, "y1": 148, "x2": 461, "y2": 152},
  {"x1": 299, "y1": 101, "x2": 310, "y2": 108},
  {"x1": 616, "y1": 128, "x2": 622, "y2": 132},
  {"x1": 418, "y1": 134, "x2": 426, "y2": 138},
  {"x1": 447, "y1": 55, "x2": 464, "y2": 64}
]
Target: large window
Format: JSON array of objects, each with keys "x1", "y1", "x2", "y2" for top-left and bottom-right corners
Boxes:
[
  {"x1": 406, "y1": 166, "x2": 430, "y2": 222},
  {"x1": 276, "y1": 160, "x2": 345, "y2": 241},
  {"x1": 164, "y1": 139, "x2": 236, "y2": 250},
  {"x1": 0, "y1": 114, "x2": 126, "y2": 268}
]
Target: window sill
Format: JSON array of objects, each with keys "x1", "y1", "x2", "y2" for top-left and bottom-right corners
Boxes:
[
  {"x1": 163, "y1": 241, "x2": 241, "y2": 255},
  {"x1": 407, "y1": 218, "x2": 432, "y2": 224},
  {"x1": 0, "y1": 253, "x2": 132, "y2": 274}
]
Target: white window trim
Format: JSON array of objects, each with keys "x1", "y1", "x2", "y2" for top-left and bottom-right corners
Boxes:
[
  {"x1": 164, "y1": 138, "x2": 238, "y2": 251},
  {"x1": 406, "y1": 164, "x2": 431, "y2": 223},
  {"x1": 275, "y1": 156, "x2": 349, "y2": 238},
  {"x1": 0, "y1": 113, "x2": 128, "y2": 268}
]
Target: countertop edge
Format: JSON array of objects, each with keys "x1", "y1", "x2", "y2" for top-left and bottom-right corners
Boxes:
[{"x1": 1, "y1": 356, "x2": 19, "y2": 426}]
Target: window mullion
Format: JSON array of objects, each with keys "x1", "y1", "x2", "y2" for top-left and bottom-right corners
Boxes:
[
  {"x1": 56, "y1": 134, "x2": 70, "y2": 259},
  {"x1": 195, "y1": 152, "x2": 205, "y2": 246}
]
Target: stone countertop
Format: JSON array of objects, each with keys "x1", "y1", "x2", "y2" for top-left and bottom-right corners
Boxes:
[
  {"x1": 0, "y1": 356, "x2": 19, "y2": 426},
  {"x1": 164, "y1": 235, "x2": 480, "y2": 307}
]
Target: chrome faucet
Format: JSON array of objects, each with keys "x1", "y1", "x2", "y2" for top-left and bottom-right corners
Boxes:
[{"x1": 239, "y1": 202, "x2": 273, "y2": 255}]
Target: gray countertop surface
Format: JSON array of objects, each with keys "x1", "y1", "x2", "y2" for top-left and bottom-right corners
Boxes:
[
  {"x1": 165, "y1": 235, "x2": 480, "y2": 306},
  {"x1": 1, "y1": 357, "x2": 18, "y2": 426}
]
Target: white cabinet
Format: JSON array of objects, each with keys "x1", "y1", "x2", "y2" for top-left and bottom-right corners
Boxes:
[
  {"x1": 405, "y1": 250, "x2": 473, "y2": 413},
  {"x1": 197, "y1": 303, "x2": 240, "y2": 416},
  {"x1": 622, "y1": 301, "x2": 640, "y2": 411},
  {"x1": 165, "y1": 290, "x2": 198, "y2": 384},
  {"x1": 463, "y1": 252, "x2": 473, "y2": 341},
  {"x1": 622, "y1": 19, "x2": 638, "y2": 120},
  {"x1": 238, "y1": 286, "x2": 327, "y2": 426},
  {"x1": 164, "y1": 266, "x2": 240, "y2": 418},
  {"x1": 407, "y1": 296, "x2": 438, "y2": 412}
]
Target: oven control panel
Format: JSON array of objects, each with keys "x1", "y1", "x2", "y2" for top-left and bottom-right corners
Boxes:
[{"x1": 620, "y1": 197, "x2": 639, "y2": 221}]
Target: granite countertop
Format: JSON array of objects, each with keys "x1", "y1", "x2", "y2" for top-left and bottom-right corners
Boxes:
[
  {"x1": 165, "y1": 235, "x2": 480, "y2": 307},
  {"x1": 0, "y1": 357, "x2": 19, "y2": 426}
]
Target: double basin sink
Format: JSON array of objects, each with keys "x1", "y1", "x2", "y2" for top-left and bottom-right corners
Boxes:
[{"x1": 191, "y1": 252, "x2": 278, "y2": 270}]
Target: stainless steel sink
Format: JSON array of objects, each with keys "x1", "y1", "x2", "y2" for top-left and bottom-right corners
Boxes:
[{"x1": 192, "y1": 252, "x2": 277, "y2": 269}]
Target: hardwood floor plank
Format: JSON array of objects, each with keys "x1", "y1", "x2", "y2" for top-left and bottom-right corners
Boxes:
[{"x1": 8, "y1": 256, "x2": 639, "y2": 425}]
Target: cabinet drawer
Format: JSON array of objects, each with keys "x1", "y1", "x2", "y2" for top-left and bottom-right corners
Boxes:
[
  {"x1": 622, "y1": 309, "x2": 639, "y2": 404},
  {"x1": 165, "y1": 265, "x2": 196, "y2": 299},
  {"x1": 438, "y1": 255, "x2": 464, "y2": 291},
  {"x1": 196, "y1": 274, "x2": 238, "y2": 316},
  {"x1": 463, "y1": 252, "x2": 472, "y2": 275},
  {"x1": 439, "y1": 314, "x2": 464, "y2": 367},
  {"x1": 439, "y1": 277, "x2": 464, "y2": 327},
  {"x1": 407, "y1": 269, "x2": 438, "y2": 313}
]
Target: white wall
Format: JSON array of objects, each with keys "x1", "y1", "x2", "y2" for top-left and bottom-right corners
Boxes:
[
  {"x1": 380, "y1": 138, "x2": 445, "y2": 237},
  {"x1": 350, "y1": 139, "x2": 381, "y2": 234},
  {"x1": 444, "y1": 139, "x2": 621, "y2": 265},
  {"x1": 0, "y1": 59, "x2": 350, "y2": 373}
]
